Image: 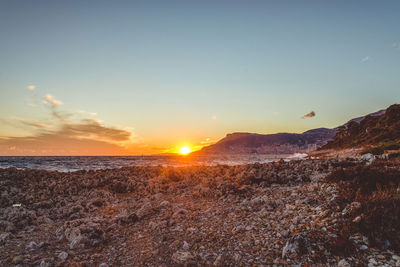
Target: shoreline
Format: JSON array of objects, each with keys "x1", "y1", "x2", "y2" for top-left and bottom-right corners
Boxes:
[
  {"x1": 1, "y1": 158, "x2": 399, "y2": 266},
  {"x1": 0, "y1": 153, "x2": 307, "y2": 172}
]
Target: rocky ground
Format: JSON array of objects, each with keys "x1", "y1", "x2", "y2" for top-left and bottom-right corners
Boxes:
[{"x1": 0, "y1": 158, "x2": 399, "y2": 266}]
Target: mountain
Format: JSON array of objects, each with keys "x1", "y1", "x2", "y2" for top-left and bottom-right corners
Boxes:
[
  {"x1": 194, "y1": 128, "x2": 337, "y2": 155},
  {"x1": 195, "y1": 106, "x2": 393, "y2": 155},
  {"x1": 321, "y1": 104, "x2": 400, "y2": 153},
  {"x1": 344, "y1": 109, "x2": 386, "y2": 125}
]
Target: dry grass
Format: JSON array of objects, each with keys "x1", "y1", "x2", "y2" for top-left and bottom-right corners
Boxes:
[{"x1": 326, "y1": 161, "x2": 400, "y2": 251}]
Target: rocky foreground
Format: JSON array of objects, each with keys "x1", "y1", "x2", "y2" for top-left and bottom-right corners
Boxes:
[{"x1": 1, "y1": 158, "x2": 399, "y2": 266}]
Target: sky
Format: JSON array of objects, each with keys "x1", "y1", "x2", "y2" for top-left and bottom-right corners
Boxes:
[{"x1": 0, "y1": 0, "x2": 400, "y2": 155}]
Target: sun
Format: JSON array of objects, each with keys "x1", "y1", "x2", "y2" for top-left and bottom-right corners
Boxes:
[{"x1": 179, "y1": 146, "x2": 192, "y2": 155}]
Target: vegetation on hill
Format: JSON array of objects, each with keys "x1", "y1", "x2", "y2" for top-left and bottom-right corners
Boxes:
[
  {"x1": 326, "y1": 160, "x2": 400, "y2": 251},
  {"x1": 322, "y1": 104, "x2": 400, "y2": 154}
]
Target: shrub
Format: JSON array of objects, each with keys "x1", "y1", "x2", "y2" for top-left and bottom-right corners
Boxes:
[{"x1": 326, "y1": 162, "x2": 400, "y2": 251}]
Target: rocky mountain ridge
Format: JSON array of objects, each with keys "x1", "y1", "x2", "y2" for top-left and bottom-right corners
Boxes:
[
  {"x1": 322, "y1": 104, "x2": 400, "y2": 152},
  {"x1": 195, "y1": 106, "x2": 390, "y2": 155}
]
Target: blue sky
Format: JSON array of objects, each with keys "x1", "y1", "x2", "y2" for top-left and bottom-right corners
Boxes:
[{"x1": 0, "y1": 0, "x2": 399, "y2": 155}]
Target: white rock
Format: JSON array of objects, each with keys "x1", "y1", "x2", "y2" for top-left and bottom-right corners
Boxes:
[
  {"x1": 26, "y1": 241, "x2": 38, "y2": 250},
  {"x1": 160, "y1": 200, "x2": 170, "y2": 207},
  {"x1": 183, "y1": 241, "x2": 190, "y2": 250},
  {"x1": 369, "y1": 258, "x2": 377, "y2": 265},
  {"x1": 282, "y1": 234, "x2": 311, "y2": 259},
  {"x1": 361, "y1": 153, "x2": 375, "y2": 164},
  {"x1": 338, "y1": 259, "x2": 351, "y2": 267},
  {"x1": 58, "y1": 251, "x2": 68, "y2": 261},
  {"x1": 172, "y1": 250, "x2": 194, "y2": 264}
]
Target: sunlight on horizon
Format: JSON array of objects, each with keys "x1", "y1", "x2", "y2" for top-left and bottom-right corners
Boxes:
[{"x1": 179, "y1": 146, "x2": 192, "y2": 155}]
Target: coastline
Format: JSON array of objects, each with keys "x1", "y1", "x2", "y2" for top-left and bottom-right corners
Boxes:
[{"x1": 1, "y1": 157, "x2": 399, "y2": 266}]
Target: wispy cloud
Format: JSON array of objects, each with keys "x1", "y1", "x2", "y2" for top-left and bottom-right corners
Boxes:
[
  {"x1": 200, "y1": 137, "x2": 214, "y2": 145},
  {"x1": 302, "y1": 111, "x2": 315, "y2": 119},
  {"x1": 0, "y1": 92, "x2": 136, "y2": 155},
  {"x1": 26, "y1": 85, "x2": 36, "y2": 91},
  {"x1": 211, "y1": 115, "x2": 217, "y2": 120},
  {"x1": 41, "y1": 94, "x2": 69, "y2": 121},
  {"x1": 0, "y1": 134, "x2": 129, "y2": 156},
  {"x1": 61, "y1": 119, "x2": 131, "y2": 142},
  {"x1": 19, "y1": 119, "x2": 47, "y2": 128},
  {"x1": 77, "y1": 110, "x2": 97, "y2": 116},
  {"x1": 43, "y1": 94, "x2": 63, "y2": 107},
  {"x1": 361, "y1": 56, "x2": 370, "y2": 62}
]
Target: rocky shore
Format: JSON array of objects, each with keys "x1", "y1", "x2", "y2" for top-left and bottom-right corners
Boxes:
[{"x1": 1, "y1": 158, "x2": 399, "y2": 266}]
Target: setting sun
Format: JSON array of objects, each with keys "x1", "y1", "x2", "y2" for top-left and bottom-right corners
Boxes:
[{"x1": 179, "y1": 146, "x2": 192, "y2": 155}]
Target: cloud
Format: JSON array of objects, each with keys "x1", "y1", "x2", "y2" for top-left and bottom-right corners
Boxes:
[
  {"x1": 199, "y1": 137, "x2": 215, "y2": 145},
  {"x1": 19, "y1": 119, "x2": 47, "y2": 128},
  {"x1": 77, "y1": 110, "x2": 97, "y2": 116},
  {"x1": 43, "y1": 94, "x2": 63, "y2": 107},
  {"x1": 61, "y1": 119, "x2": 131, "y2": 142},
  {"x1": 0, "y1": 117, "x2": 47, "y2": 132},
  {"x1": 393, "y1": 43, "x2": 400, "y2": 49},
  {"x1": 0, "y1": 92, "x2": 136, "y2": 155},
  {"x1": 25, "y1": 86, "x2": 38, "y2": 107},
  {"x1": 26, "y1": 85, "x2": 36, "y2": 91},
  {"x1": 0, "y1": 134, "x2": 129, "y2": 156},
  {"x1": 302, "y1": 111, "x2": 315, "y2": 119},
  {"x1": 361, "y1": 56, "x2": 370, "y2": 62},
  {"x1": 41, "y1": 94, "x2": 69, "y2": 121},
  {"x1": 211, "y1": 115, "x2": 217, "y2": 120},
  {"x1": 0, "y1": 119, "x2": 133, "y2": 155}
]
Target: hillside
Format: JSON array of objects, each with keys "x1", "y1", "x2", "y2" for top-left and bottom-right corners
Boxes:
[
  {"x1": 195, "y1": 128, "x2": 337, "y2": 155},
  {"x1": 321, "y1": 104, "x2": 400, "y2": 153},
  {"x1": 195, "y1": 107, "x2": 392, "y2": 155}
]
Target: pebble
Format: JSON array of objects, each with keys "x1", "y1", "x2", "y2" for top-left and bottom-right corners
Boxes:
[
  {"x1": 12, "y1": 255, "x2": 24, "y2": 264},
  {"x1": 39, "y1": 260, "x2": 50, "y2": 267},
  {"x1": 26, "y1": 241, "x2": 38, "y2": 250},
  {"x1": 172, "y1": 250, "x2": 193, "y2": 264},
  {"x1": 0, "y1": 233, "x2": 11, "y2": 244},
  {"x1": 338, "y1": 259, "x2": 351, "y2": 267},
  {"x1": 160, "y1": 200, "x2": 170, "y2": 207},
  {"x1": 369, "y1": 258, "x2": 378, "y2": 265},
  {"x1": 58, "y1": 251, "x2": 68, "y2": 261},
  {"x1": 183, "y1": 241, "x2": 190, "y2": 250},
  {"x1": 352, "y1": 216, "x2": 362, "y2": 223}
]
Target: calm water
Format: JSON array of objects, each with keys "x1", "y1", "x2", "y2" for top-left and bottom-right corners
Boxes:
[{"x1": 0, "y1": 154, "x2": 307, "y2": 172}]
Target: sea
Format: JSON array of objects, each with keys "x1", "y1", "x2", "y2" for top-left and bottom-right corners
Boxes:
[{"x1": 0, "y1": 153, "x2": 308, "y2": 172}]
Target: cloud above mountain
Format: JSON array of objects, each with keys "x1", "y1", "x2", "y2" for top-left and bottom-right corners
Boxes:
[{"x1": 302, "y1": 111, "x2": 316, "y2": 119}]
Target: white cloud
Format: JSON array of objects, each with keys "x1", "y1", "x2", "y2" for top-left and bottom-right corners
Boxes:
[
  {"x1": 77, "y1": 110, "x2": 97, "y2": 116},
  {"x1": 200, "y1": 137, "x2": 214, "y2": 145},
  {"x1": 26, "y1": 85, "x2": 36, "y2": 91},
  {"x1": 43, "y1": 94, "x2": 63, "y2": 107},
  {"x1": 361, "y1": 56, "x2": 370, "y2": 62}
]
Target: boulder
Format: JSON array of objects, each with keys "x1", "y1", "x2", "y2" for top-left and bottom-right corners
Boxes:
[{"x1": 282, "y1": 234, "x2": 312, "y2": 259}]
